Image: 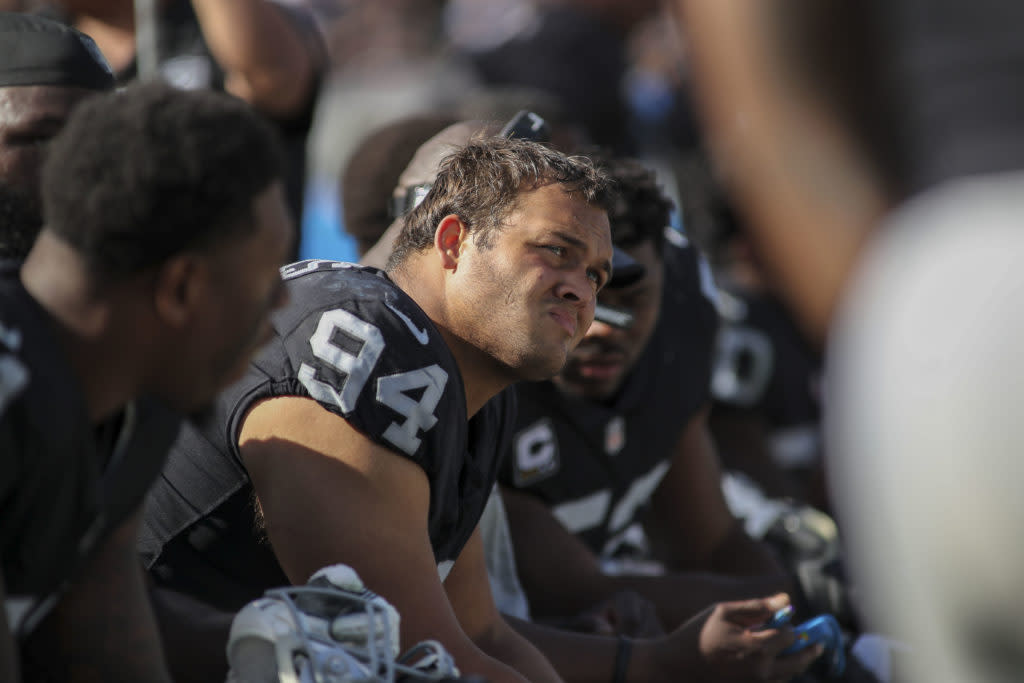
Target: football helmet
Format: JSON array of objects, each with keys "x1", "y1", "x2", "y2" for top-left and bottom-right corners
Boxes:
[{"x1": 227, "y1": 564, "x2": 466, "y2": 683}]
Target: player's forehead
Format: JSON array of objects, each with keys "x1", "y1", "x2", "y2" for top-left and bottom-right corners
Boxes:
[
  {"x1": 0, "y1": 85, "x2": 92, "y2": 131},
  {"x1": 508, "y1": 183, "x2": 612, "y2": 249}
]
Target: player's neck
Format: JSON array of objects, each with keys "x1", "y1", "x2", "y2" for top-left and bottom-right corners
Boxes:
[
  {"x1": 390, "y1": 260, "x2": 512, "y2": 416},
  {"x1": 436, "y1": 326, "x2": 513, "y2": 416},
  {"x1": 21, "y1": 231, "x2": 151, "y2": 422}
]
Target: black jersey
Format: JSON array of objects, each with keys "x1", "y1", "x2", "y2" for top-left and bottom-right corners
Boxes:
[
  {"x1": 0, "y1": 264, "x2": 180, "y2": 638},
  {"x1": 710, "y1": 286, "x2": 823, "y2": 470},
  {"x1": 500, "y1": 230, "x2": 719, "y2": 557},
  {"x1": 139, "y1": 261, "x2": 514, "y2": 611}
]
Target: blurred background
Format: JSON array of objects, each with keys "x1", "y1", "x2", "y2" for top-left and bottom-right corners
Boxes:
[
  {"x1": 0, "y1": 0, "x2": 734, "y2": 268},
  {"x1": 294, "y1": 0, "x2": 718, "y2": 265}
]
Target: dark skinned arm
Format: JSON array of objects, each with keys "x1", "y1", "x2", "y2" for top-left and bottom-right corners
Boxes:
[
  {"x1": 502, "y1": 485, "x2": 788, "y2": 630},
  {"x1": 647, "y1": 406, "x2": 788, "y2": 578},
  {"x1": 147, "y1": 583, "x2": 235, "y2": 683},
  {"x1": 21, "y1": 510, "x2": 173, "y2": 683}
]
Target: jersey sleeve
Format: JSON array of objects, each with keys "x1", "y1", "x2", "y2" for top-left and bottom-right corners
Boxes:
[{"x1": 239, "y1": 265, "x2": 467, "y2": 475}]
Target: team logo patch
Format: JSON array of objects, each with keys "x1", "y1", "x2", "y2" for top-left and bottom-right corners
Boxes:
[
  {"x1": 605, "y1": 415, "x2": 626, "y2": 456},
  {"x1": 512, "y1": 418, "x2": 559, "y2": 486}
]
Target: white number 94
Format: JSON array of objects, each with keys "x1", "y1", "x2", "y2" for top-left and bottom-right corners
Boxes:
[{"x1": 297, "y1": 308, "x2": 448, "y2": 456}]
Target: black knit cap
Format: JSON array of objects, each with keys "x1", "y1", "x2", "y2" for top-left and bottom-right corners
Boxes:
[{"x1": 0, "y1": 12, "x2": 115, "y2": 90}]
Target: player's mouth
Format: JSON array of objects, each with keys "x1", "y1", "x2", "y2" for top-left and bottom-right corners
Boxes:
[
  {"x1": 566, "y1": 342, "x2": 628, "y2": 379},
  {"x1": 574, "y1": 356, "x2": 624, "y2": 380}
]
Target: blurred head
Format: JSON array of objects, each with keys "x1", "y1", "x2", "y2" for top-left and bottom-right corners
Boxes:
[
  {"x1": 341, "y1": 113, "x2": 460, "y2": 256},
  {"x1": 40, "y1": 81, "x2": 293, "y2": 411},
  {"x1": 0, "y1": 11, "x2": 115, "y2": 260},
  {"x1": 556, "y1": 152, "x2": 673, "y2": 400},
  {"x1": 391, "y1": 135, "x2": 615, "y2": 381},
  {"x1": 359, "y1": 120, "x2": 501, "y2": 269}
]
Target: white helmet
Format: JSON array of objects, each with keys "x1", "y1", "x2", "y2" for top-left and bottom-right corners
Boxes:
[{"x1": 227, "y1": 565, "x2": 462, "y2": 683}]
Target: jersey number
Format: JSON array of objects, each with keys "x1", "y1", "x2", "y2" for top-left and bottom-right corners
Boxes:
[
  {"x1": 298, "y1": 308, "x2": 448, "y2": 455},
  {"x1": 710, "y1": 324, "x2": 774, "y2": 407}
]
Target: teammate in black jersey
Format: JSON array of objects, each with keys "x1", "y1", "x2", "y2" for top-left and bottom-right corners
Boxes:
[
  {"x1": 0, "y1": 13, "x2": 115, "y2": 262},
  {"x1": 0, "y1": 80, "x2": 292, "y2": 682},
  {"x1": 498, "y1": 153, "x2": 799, "y2": 632},
  {"x1": 707, "y1": 202, "x2": 827, "y2": 508}
]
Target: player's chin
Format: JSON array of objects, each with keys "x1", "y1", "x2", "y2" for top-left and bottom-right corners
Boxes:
[{"x1": 564, "y1": 375, "x2": 615, "y2": 400}]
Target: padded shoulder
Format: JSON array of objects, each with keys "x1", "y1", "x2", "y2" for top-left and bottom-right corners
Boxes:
[{"x1": 229, "y1": 261, "x2": 467, "y2": 469}]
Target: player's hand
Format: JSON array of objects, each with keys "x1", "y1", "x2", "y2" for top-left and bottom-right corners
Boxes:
[{"x1": 645, "y1": 593, "x2": 822, "y2": 683}]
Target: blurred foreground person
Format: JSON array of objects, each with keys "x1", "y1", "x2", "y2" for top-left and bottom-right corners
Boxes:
[
  {"x1": 0, "y1": 81, "x2": 292, "y2": 681},
  {"x1": 678, "y1": 1, "x2": 1024, "y2": 681}
]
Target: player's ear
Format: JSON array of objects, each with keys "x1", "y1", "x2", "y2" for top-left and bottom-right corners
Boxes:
[
  {"x1": 435, "y1": 214, "x2": 466, "y2": 271},
  {"x1": 152, "y1": 252, "x2": 208, "y2": 327}
]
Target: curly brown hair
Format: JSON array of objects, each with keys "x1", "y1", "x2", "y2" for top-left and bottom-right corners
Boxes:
[{"x1": 584, "y1": 149, "x2": 674, "y2": 255}]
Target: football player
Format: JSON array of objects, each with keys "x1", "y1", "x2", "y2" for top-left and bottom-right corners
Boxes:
[
  {"x1": 139, "y1": 133, "x2": 818, "y2": 682},
  {"x1": 0, "y1": 12, "x2": 114, "y2": 261},
  {"x1": 0, "y1": 80, "x2": 292, "y2": 681},
  {"x1": 500, "y1": 152, "x2": 802, "y2": 631}
]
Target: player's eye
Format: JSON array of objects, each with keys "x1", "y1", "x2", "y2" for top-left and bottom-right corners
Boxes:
[{"x1": 544, "y1": 245, "x2": 566, "y2": 257}]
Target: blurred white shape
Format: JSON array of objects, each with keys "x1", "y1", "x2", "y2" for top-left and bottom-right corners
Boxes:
[
  {"x1": 443, "y1": 0, "x2": 540, "y2": 52},
  {"x1": 828, "y1": 170, "x2": 1024, "y2": 682}
]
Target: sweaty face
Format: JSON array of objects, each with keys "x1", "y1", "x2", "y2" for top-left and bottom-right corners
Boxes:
[
  {"x1": 183, "y1": 182, "x2": 295, "y2": 413},
  {"x1": 451, "y1": 183, "x2": 613, "y2": 382},
  {"x1": 555, "y1": 239, "x2": 664, "y2": 400},
  {"x1": 0, "y1": 86, "x2": 96, "y2": 259}
]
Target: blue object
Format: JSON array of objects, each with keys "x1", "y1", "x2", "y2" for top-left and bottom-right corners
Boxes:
[
  {"x1": 763, "y1": 605, "x2": 795, "y2": 630},
  {"x1": 299, "y1": 178, "x2": 359, "y2": 263},
  {"x1": 781, "y1": 614, "x2": 846, "y2": 676}
]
